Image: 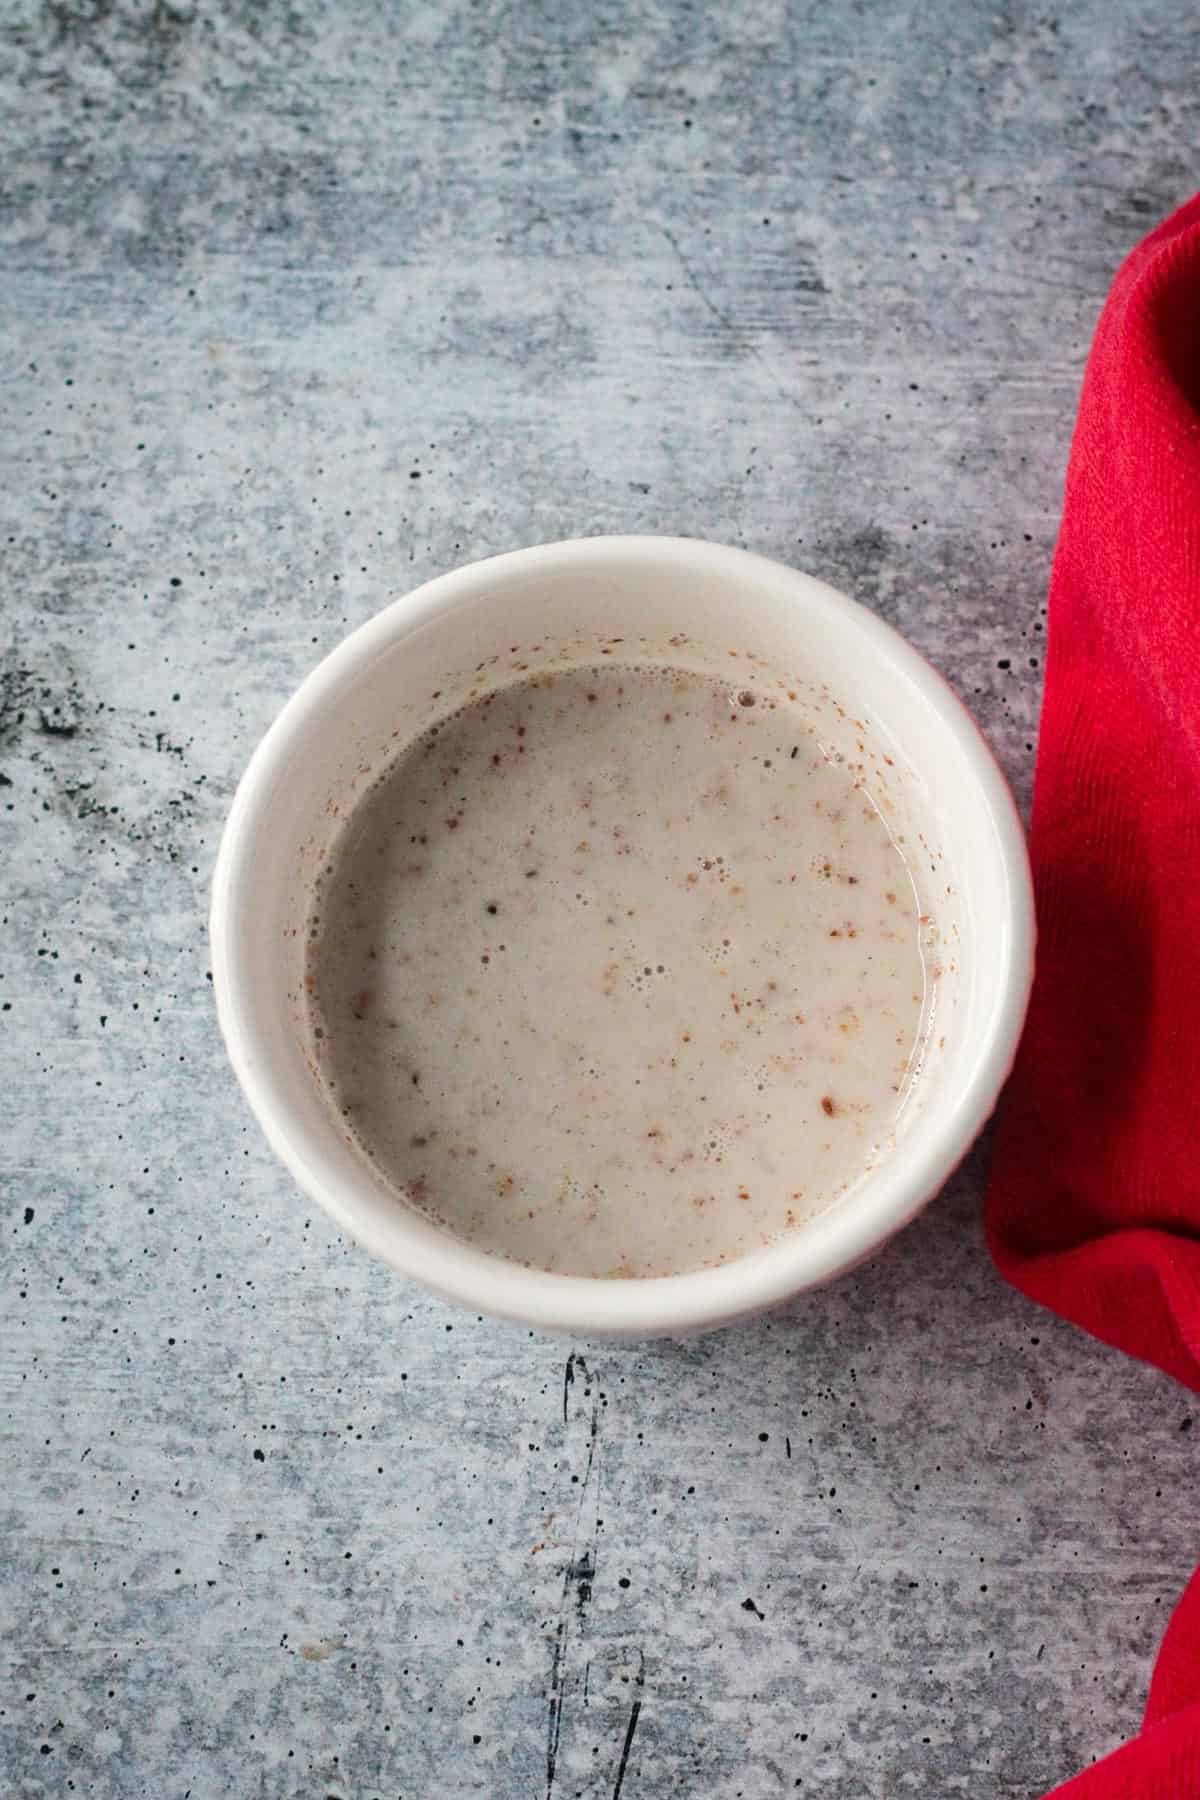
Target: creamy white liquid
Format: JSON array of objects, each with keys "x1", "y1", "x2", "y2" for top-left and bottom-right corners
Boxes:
[{"x1": 305, "y1": 664, "x2": 930, "y2": 1277}]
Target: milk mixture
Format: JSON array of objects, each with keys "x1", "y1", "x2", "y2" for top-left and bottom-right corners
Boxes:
[{"x1": 304, "y1": 664, "x2": 931, "y2": 1277}]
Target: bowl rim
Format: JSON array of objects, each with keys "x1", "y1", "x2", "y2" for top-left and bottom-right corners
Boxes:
[{"x1": 210, "y1": 534, "x2": 1035, "y2": 1335}]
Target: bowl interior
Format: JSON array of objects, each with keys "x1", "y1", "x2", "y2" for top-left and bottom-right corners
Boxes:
[{"x1": 210, "y1": 538, "x2": 1032, "y2": 1334}]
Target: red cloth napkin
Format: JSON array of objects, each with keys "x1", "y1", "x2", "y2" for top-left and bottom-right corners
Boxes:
[{"x1": 986, "y1": 193, "x2": 1200, "y2": 1795}]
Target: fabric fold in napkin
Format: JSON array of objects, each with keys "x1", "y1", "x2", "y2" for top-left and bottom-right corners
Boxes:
[{"x1": 986, "y1": 192, "x2": 1200, "y2": 1795}]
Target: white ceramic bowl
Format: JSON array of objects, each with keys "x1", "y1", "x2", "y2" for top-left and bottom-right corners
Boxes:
[{"x1": 210, "y1": 537, "x2": 1034, "y2": 1336}]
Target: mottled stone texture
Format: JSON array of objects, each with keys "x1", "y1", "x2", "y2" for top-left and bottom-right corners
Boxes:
[{"x1": 1, "y1": 2, "x2": 1198, "y2": 1796}]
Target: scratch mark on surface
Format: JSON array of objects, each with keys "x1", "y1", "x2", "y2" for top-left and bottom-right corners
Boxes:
[
  {"x1": 659, "y1": 223, "x2": 741, "y2": 338},
  {"x1": 657, "y1": 223, "x2": 804, "y2": 412},
  {"x1": 569, "y1": 1544, "x2": 595, "y2": 1619},
  {"x1": 545, "y1": 1609, "x2": 569, "y2": 1798},
  {"x1": 546, "y1": 1376, "x2": 603, "y2": 1798},
  {"x1": 580, "y1": 1393, "x2": 600, "y2": 1490},
  {"x1": 611, "y1": 1698, "x2": 642, "y2": 1800},
  {"x1": 612, "y1": 1649, "x2": 645, "y2": 1800},
  {"x1": 563, "y1": 1349, "x2": 588, "y2": 1424}
]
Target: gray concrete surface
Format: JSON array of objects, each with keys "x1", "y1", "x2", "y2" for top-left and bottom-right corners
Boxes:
[{"x1": 3, "y1": 2, "x2": 1199, "y2": 1795}]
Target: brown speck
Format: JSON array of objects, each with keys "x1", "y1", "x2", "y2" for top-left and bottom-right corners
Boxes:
[
  {"x1": 410, "y1": 1135, "x2": 428, "y2": 1148},
  {"x1": 486, "y1": 902, "x2": 498, "y2": 914},
  {"x1": 525, "y1": 869, "x2": 539, "y2": 879},
  {"x1": 351, "y1": 989, "x2": 372, "y2": 1019},
  {"x1": 821, "y1": 1096, "x2": 837, "y2": 1117},
  {"x1": 885, "y1": 891, "x2": 897, "y2": 904},
  {"x1": 738, "y1": 690, "x2": 756, "y2": 707}
]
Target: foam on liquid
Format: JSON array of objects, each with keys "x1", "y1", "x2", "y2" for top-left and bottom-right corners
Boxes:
[{"x1": 304, "y1": 663, "x2": 931, "y2": 1277}]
